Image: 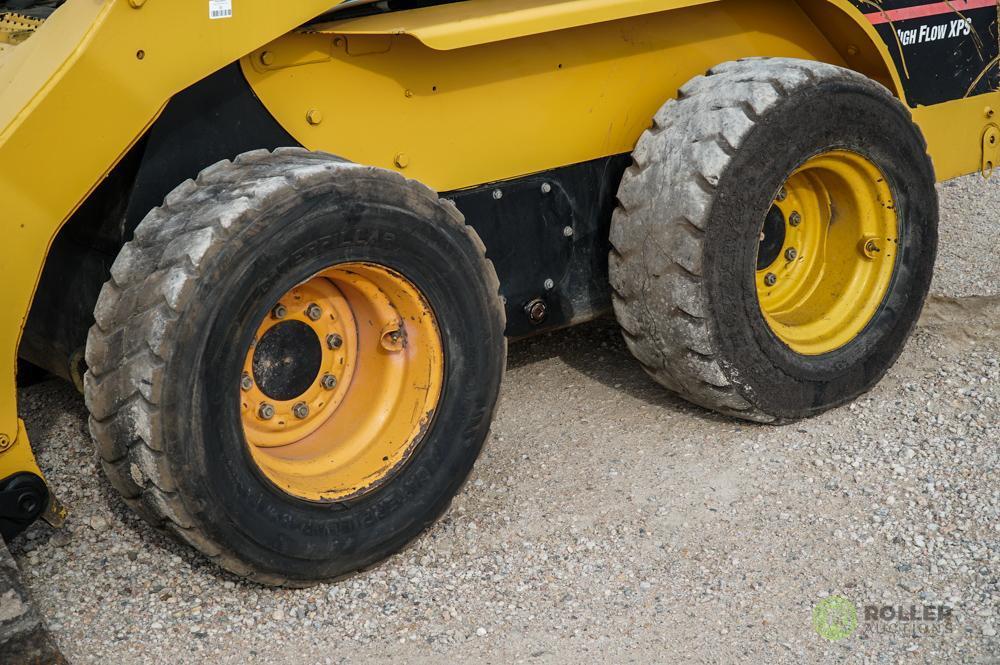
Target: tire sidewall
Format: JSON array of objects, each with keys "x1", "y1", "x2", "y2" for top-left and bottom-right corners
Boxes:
[
  {"x1": 705, "y1": 80, "x2": 938, "y2": 418},
  {"x1": 162, "y1": 177, "x2": 504, "y2": 580}
]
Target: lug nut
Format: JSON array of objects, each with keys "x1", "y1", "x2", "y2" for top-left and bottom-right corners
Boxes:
[
  {"x1": 789, "y1": 212, "x2": 802, "y2": 227},
  {"x1": 240, "y1": 373, "x2": 253, "y2": 392},
  {"x1": 292, "y1": 402, "x2": 310, "y2": 419},
  {"x1": 258, "y1": 403, "x2": 275, "y2": 420},
  {"x1": 524, "y1": 298, "x2": 547, "y2": 324},
  {"x1": 321, "y1": 373, "x2": 337, "y2": 390},
  {"x1": 306, "y1": 303, "x2": 322, "y2": 321},
  {"x1": 764, "y1": 273, "x2": 778, "y2": 287},
  {"x1": 541, "y1": 182, "x2": 552, "y2": 194},
  {"x1": 785, "y1": 247, "x2": 798, "y2": 261},
  {"x1": 272, "y1": 304, "x2": 287, "y2": 319},
  {"x1": 326, "y1": 333, "x2": 343, "y2": 349},
  {"x1": 776, "y1": 187, "x2": 787, "y2": 202}
]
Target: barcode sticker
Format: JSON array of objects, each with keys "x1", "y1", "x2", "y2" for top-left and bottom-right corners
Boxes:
[{"x1": 209, "y1": 0, "x2": 232, "y2": 19}]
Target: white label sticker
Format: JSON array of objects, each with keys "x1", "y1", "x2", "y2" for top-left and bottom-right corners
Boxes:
[{"x1": 209, "y1": 0, "x2": 232, "y2": 20}]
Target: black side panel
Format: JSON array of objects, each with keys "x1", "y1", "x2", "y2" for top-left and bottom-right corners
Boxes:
[
  {"x1": 446, "y1": 155, "x2": 630, "y2": 337},
  {"x1": 123, "y1": 62, "x2": 301, "y2": 238},
  {"x1": 850, "y1": 0, "x2": 999, "y2": 106}
]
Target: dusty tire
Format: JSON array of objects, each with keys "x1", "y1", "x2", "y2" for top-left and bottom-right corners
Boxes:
[
  {"x1": 85, "y1": 149, "x2": 506, "y2": 585},
  {"x1": 610, "y1": 58, "x2": 937, "y2": 422}
]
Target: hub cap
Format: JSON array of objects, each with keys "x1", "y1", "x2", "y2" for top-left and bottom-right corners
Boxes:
[
  {"x1": 240, "y1": 263, "x2": 443, "y2": 502},
  {"x1": 756, "y1": 151, "x2": 899, "y2": 356}
]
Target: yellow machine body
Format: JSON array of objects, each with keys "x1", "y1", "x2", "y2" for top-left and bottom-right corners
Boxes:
[{"x1": 0, "y1": 0, "x2": 996, "y2": 483}]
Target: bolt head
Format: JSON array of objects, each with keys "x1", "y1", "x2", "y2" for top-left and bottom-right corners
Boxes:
[
  {"x1": 326, "y1": 333, "x2": 343, "y2": 349},
  {"x1": 492, "y1": 189, "x2": 503, "y2": 200},
  {"x1": 394, "y1": 153, "x2": 409, "y2": 169},
  {"x1": 789, "y1": 212, "x2": 802, "y2": 227},
  {"x1": 258, "y1": 403, "x2": 275, "y2": 420},
  {"x1": 292, "y1": 402, "x2": 310, "y2": 419},
  {"x1": 306, "y1": 304, "x2": 322, "y2": 321},
  {"x1": 541, "y1": 182, "x2": 552, "y2": 194},
  {"x1": 272, "y1": 304, "x2": 287, "y2": 319},
  {"x1": 764, "y1": 273, "x2": 778, "y2": 287},
  {"x1": 306, "y1": 109, "x2": 323, "y2": 126},
  {"x1": 321, "y1": 374, "x2": 337, "y2": 390},
  {"x1": 260, "y1": 51, "x2": 275, "y2": 66},
  {"x1": 240, "y1": 373, "x2": 253, "y2": 392},
  {"x1": 785, "y1": 247, "x2": 798, "y2": 261},
  {"x1": 524, "y1": 299, "x2": 547, "y2": 324},
  {"x1": 543, "y1": 278, "x2": 555, "y2": 290},
  {"x1": 776, "y1": 187, "x2": 787, "y2": 202},
  {"x1": 563, "y1": 226, "x2": 574, "y2": 237}
]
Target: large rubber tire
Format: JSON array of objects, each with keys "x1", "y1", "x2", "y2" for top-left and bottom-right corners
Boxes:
[
  {"x1": 610, "y1": 58, "x2": 937, "y2": 422},
  {"x1": 84, "y1": 149, "x2": 506, "y2": 585}
]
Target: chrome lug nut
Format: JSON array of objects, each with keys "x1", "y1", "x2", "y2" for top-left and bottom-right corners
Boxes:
[
  {"x1": 292, "y1": 402, "x2": 310, "y2": 419},
  {"x1": 240, "y1": 373, "x2": 253, "y2": 392},
  {"x1": 789, "y1": 211, "x2": 802, "y2": 227},
  {"x1": 306, "y1": 303, "x2": 322, "y2": 321},
  {"x1": 326, "y1": 333, "x2": 343, "y2": 349},
  {"x1": 785, "y1": 247, "x2": 798, "y2": 261},
  {"x1": 258, "y1": 403, "x2": 275, "y2": 420},
  {"x1": 321, "y1": 373, "x2": 337, "y2": 390},
  {"x1": 764, "y1": 273, "x2": 778, "y2": 287},
  {"x1": 272, "y1": 304, "x2": 287, "y2": 319}
]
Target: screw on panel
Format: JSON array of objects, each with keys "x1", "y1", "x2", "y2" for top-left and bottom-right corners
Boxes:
[
  {"x1": 563, "y1": 226, "x2": 574, "y2": 237},
  {"x1": 543, "y1": 278, "x2": 555, "y2": 290},
  {"x1": 0, "y1": 434, "x2": 10, "y2": 452},
  {"x1": 541, "y1": 183, "x2": 552, "y2": 194},
  {"x1": 394, "y1": 153, "x2": 409, "y2": 169},
  {"x1": 260, "y1": 51, "x2": 275, "y2": 66},
  {"x1": 492, "y1": 189, "x2": 503, "y2": 200},
  {"x1": 306, "y1": 109, "x2": 323, "y2": 125}
]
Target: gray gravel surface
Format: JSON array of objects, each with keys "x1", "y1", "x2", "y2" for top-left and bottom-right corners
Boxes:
[{"x1": 9, "y1": 175, "x2": 1000, "y2": 663}]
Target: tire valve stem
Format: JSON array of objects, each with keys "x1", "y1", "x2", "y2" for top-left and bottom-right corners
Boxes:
[
  {"x1": 380, "y1": 327, "x2": 404, "y2": 352},
  {"x1": 292, "y1": 402, "x2": 310, "y2": 419},
  {"x1": 258, "y1": 403, "x2": 276, "y2": 420},
  {"x1": 321, "y1": 373, "x2": 337, "y2": 390},
  {"x1": 240, "y1": 373, "x2": 253, "y2": 392},
  {"x1": 861, "y1": 237, "x2": 883, "y2": 260},
  {"x1": 764, "y1": 273, "x2": 778, "y2": 287}
]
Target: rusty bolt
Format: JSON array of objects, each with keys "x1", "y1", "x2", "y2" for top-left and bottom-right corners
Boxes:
[
  {"x1": 326, "y1": 333, "x2": 343, "y2": 349},
  {"x1": 524, "y1": 299, "x2": 547, "y2": 324},
  {"x1": 272, "y1": 304, "x2": 287, "y2": 319},
  {"x1": 321, "y1": 373, "x2": 337, "y2": 390},
  {"x1": 789, "y1": 211, "x2": 802, "y2": 227},
  {"x1": 306, "y1": 303, "x2": 322, "y2": 321},
  {"x1": 292, "y1": 402, "x2": 310, "y2": 419},
  {"x1": 258, "y1": 403, "x2": 275, "y2": 420},
  {"x1": 240, "y1": 373, "x2": 253, "y2": 392},
  {"x1": 764, "y1": 273, "x2": 778, "y2": 287},
  {"x1": 785, "y1": 247, "x2": 798, "y2": 261}
]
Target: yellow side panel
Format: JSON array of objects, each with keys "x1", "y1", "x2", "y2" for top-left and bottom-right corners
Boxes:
[
  {"x1": 246, "y1": 0, "x2": 846, "y2": 192},
  {"x1": 0, "y1": 0, "x2": 336, "y2": 447}
]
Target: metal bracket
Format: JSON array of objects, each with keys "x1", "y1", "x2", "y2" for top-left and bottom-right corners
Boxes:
[{"x1": 981, "y1": 123, "x2": 999, "y2": 179}]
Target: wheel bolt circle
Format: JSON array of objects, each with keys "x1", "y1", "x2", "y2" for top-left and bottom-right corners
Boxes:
[
  {"x1": 272, "y1": 304, "x2": 287, "y2": 319},
  {"x1": 321, "y1": 373, "x2": 337, "y2": 390},
  {"x1": 258, "y1": 403, "x2": 275, "y2": 420},
  {"x1": 789, "y1": 212, "x2": 802, "y2": 227},
  {"x1": 306, "y1": 304, "x2": 322, "y2": 321},
  {"x1": 785, "y1": 247, "x2": 798, "y2": 261},
  {"x1": 326, "y1": 333, "x2": 343, "y2": 349},
  {"x1": 764, "y1": 273, "x2": 778, "y2": 287},
  {"x1": 240, "y1": 373, "x2": 253, "y2": 392},
  {"x1": 292, "y1": 402, "x2": 310, "y2": 419}
]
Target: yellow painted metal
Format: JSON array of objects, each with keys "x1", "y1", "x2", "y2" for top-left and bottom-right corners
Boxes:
[
  {"x1": 310, "y1": 0, "x2": 722, "y2": 51},
  {"x1": 0, "y1": 0, "x2": 336, "y2": 469},
  {"x1": 0, "y1": 419, "x2": 44, "y2": 484},
  {"x1": 757, "y1": 151, "x2": 898, "y2": 356},
  {"x1": 247, "y1": 0, "x2": 849, "y2": 193},
  {"x1": 243, "y1": 263, "x2": 443, "y2": 502},
  {"x1": 913, "y1": 97, "x2": 1000, "y2": 182}
]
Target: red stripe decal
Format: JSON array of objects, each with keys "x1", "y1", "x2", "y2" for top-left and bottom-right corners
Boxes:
[{"x1": 866, "y1": 0, "x2": 997, "y2": 25}]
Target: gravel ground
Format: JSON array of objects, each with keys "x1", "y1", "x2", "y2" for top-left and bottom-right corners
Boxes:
[{"x1": 8, "y1": 175, "x2": 1000, "y2": 664}]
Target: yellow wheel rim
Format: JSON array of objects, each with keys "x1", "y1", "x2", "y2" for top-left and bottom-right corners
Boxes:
[
  {"x1": 240, "y1": 263, "x2": 443, "y2": 502},
  {"x1": 756, "y1": 150, "x2": 899, "y2": 356}
]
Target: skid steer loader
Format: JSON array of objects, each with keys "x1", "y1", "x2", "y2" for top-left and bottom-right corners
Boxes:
[{"x1": 0, "y1": 0, "x2": 997, "y2": 656}]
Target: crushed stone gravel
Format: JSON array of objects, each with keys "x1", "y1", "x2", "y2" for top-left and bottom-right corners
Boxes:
[{"x1": 8, "y1": 174, "x2": 999, "y2": 664}]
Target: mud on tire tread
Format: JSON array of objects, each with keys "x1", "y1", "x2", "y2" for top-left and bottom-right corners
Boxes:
[{"x1": 85, "y1": 148, "x2": 504, "y2": 585}]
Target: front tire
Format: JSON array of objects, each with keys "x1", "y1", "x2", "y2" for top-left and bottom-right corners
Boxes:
[
  {"x1": 85, "y1": 149, "x2": 506, "y2": 584},
  {"x1": 610, "y1": 58, "x2": 937, "y2": 422}
]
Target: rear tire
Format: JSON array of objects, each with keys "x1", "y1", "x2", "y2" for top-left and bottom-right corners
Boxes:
[
  {"x1": 85, "y1": 149, "x2": 506, "y2": 585},
  {"x1": 610, "y1": 58, "x2": 937, "y2": 422}
]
